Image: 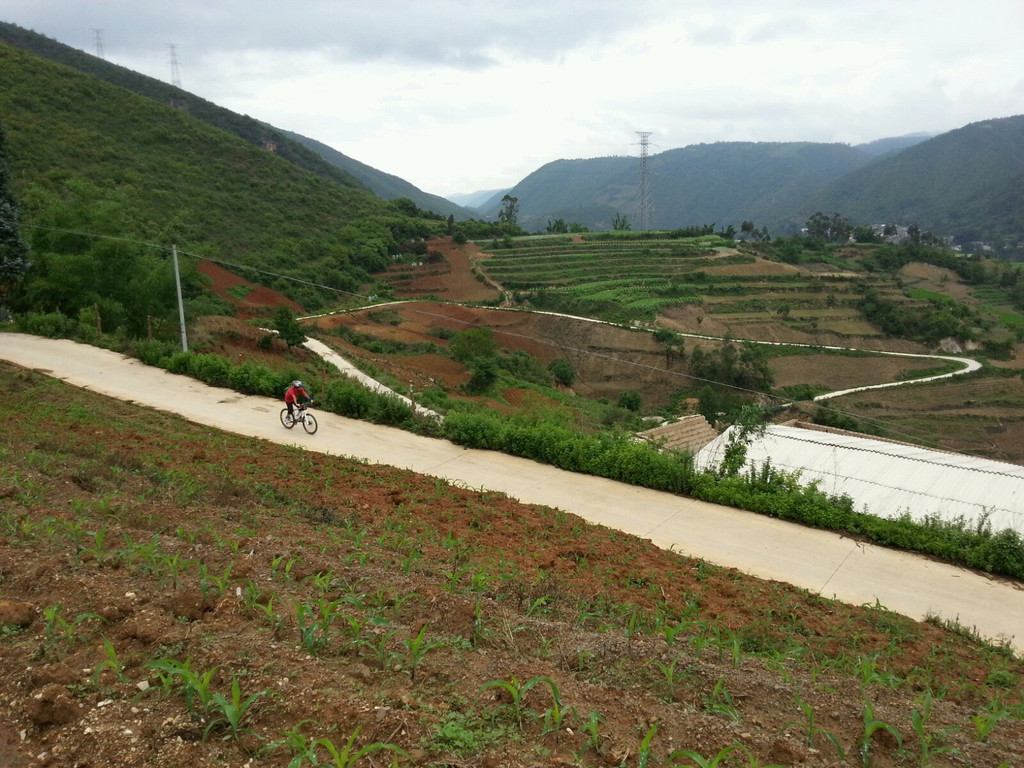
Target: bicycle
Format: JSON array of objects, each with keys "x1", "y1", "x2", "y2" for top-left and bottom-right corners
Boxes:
[{"x1": 280, "y1": 402, "x2": 318, "y2": 434}]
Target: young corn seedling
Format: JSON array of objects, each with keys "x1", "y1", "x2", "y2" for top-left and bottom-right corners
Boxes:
[
  {"x1": 786, "y1": 692, "x2": 844, "y2": 760},
  {"x1": 522, "y1": 677, "x2": 573, "y2": 737},
  {"x1": 702, "y1": 677, "x2": 740, "y2": 722},
  {"x1": 313, "y1": 728, "x2": 409, "y2": 768},
  {"x1": 970, "y1": 699, "x2": 1010, "y2": 742},
  {"x1": 673, "y1": 743, "x2": 785, "y2": 768},
  {"x1": 909, "y1": 690, "x2": 959, "y2": 765},
  {"x1": 204, "y1": 674, "x2": 270, "y2": 742},
  {"x1": 271, "y1": 554, "x2": 298, "y2": 582},
  {"x1": 91, "y1": 637, "x2": 127, "y2": 687},
  {"x1": 401, "y1": 624, "x2": 443, "y2": 682},
  {"x1": 857, "y1": 700, "x2": 902, "y2": 768},
  {"x1": 43, "y1": 604, "x2": 101, "y2": 653},
  {"x1": 78, "y1": 523, "x2": 110, "y2": 564},
  {"x1": 147, "y1": 658, "x2": 219, "y2": 718},
  {"x1": 295, "y1": 597, "x2": 347, "y2": 656},
  {"x1": 198, "y1": 561, "x2": 235, "y2": 599},
  {"x1": 669, "y1": 744, "x2": 742, "y2": 768},
  {"x1": 638, "y1": 722, "x2": 659, "y2": 768},
  {"x1": 573, "y1": 710, "x2": 603, "y2": 761},
  {"x1": 358, "y1": 628, "x2": 398, "y2": 671},
  {"x1": 266, "y1": 719, "x2": 320, "y2": 766},
  {"x1": 649, "y1": 653, "x2": 690, "y2": 703},
  {"x1": 480, "y1": 676, "x2": 550, "y2": 729}
]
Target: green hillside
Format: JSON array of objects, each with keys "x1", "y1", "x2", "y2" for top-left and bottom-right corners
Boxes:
[
  {"x1": 0, "y1": 21, "x2": 476, "y2": 221},
  {"x1": 804, "y1": 116, "x2": 1024, "y2": 244},
  {"x1": 0, "y1": 21, "x2": 367, "y2": 193},
  {"x1": 0, "y1": 42, "x2": 443, "y2": 332}
]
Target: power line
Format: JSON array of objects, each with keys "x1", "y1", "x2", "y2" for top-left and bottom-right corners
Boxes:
[
  {"x1": 635, "y1": 131, "x2": 653, "y2": 232},
  {"x1": 167, "y1": 43, "x2": 181, "y2": 88}
]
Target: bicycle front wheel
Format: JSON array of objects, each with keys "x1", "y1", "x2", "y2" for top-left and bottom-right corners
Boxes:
[
  {"x1": 302, "y1": 413, "x2": 318, "y2": 434},
  {"x1": 280, "y1": 408, "x2": 296, "y2": 429}
]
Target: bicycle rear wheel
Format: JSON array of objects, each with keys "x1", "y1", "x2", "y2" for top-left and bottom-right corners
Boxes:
[
  {"x1": 280, "y1": 408, "x2": 296, "y2": 429},
  {"x1": 302, "y1": 413, "x2": 318, "y2": 434}
]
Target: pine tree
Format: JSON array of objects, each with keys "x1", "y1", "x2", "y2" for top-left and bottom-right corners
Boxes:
[{"x1": 0, "y1": 121, "x2": 31, "y2": 288}]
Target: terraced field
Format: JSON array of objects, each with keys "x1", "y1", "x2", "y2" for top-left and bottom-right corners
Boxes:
[
  {"x1": 477, "y1": 235, "x2": 917, "y2": 346},
  {"x1": 349, "y1": 235, "x2": 1024, "y2": 459}
]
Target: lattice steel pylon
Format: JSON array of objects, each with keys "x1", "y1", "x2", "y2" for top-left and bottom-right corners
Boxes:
[
  {"x1": 635, "y1": 131, "x2": 653, "y2": 232},
  {"x1": 92, "y1": 28, "x2": 104, "y2": 59},
  {"x1": 168, "y1": 43, "x2": 181, "y2": 88}
]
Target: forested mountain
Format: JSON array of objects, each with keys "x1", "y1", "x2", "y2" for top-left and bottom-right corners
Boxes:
[
  {"x1": 481, "y1": 142, "x2": 874, "y2": 234},
  {"x1": 796, "y1": 116, "x2": 1024, "y2": 245},
  {"x1": 0, "y1": 21, "x2": 472, "y2": 219},
  {"x1": 0, "y1": 21, "x2": 368, "y2": 194},
  {"x1": 0, "y1": 42, "x2": 441, "y2": 312}
]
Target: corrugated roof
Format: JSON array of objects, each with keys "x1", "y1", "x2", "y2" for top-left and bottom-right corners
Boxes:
[{"x1": 695, "y1": 425, "x2": 1024, "y2": 534}]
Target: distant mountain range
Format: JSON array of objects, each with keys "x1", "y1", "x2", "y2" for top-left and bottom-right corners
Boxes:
[
  {"x1": 472, "y1": 119, "x2": 1024, "y2": 249},
  {"x1": 446, "y1": 189, "x2": 509, "y2": 209},
  {"x1": 2, "y1": 20, "x2": 1021, "y2": 251}
]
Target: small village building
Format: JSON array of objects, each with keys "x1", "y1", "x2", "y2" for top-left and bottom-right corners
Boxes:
[{"x1": 636, "y1": 414, "x2": 719, "y2": 455}]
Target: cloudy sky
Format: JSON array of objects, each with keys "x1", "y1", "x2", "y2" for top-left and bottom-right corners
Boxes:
[{"x1": 4, "y1": 1, "x2": 1023, "y2": 197}]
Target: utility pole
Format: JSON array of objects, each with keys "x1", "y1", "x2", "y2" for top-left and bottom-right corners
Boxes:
[
  {"x1": 92, "y1": 28, "x2": 104, "y2": 59},
  {"x1": 635, "y1": 131, "x2": 653, "y2": 232},
  {"x1": 172, "y1": 245, "x2": 188, "y2": 351},
  {"x1": 167, "y1": 43, "x2": 181, "y2": 88}
]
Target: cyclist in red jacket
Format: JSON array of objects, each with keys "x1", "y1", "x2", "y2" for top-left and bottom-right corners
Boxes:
[{"x1": 284, "y1": 380, "x2": 310, "y2": 418}]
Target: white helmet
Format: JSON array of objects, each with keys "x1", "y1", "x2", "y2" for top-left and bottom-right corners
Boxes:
[{"x1": 292, "y1": 380, "x2": 303, "y2": 388}]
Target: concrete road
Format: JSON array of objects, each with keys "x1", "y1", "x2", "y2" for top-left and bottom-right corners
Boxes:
[{"x1": 2, "y1": 333, "x2": 1021, "y2": 650}]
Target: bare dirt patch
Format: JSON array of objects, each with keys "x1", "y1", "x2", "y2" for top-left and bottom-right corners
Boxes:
[
  {"x1": 701, "y1": 257, "x2": 802, "y2": 277},
  {"x1": 383, "y1": 238, "x2": 500, "y2": 303},
  {"x1": 769, "y1": 354, "x2": 951, "y2": 392},
  {"x1": 198, "y1": 260, "x2": 305, "y2": 319}
]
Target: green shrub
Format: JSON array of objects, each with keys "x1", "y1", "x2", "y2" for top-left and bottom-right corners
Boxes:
[
  {"x1": 369, "y1": 393, "x2": 415, "y2": 426},
  {"x1": 132, "y1": 339, "x2": 179, "y2": 367},
  {"x1": 189, "y1": 353, "x2": 232, "y2": 387},
  {"x1": 15, "y1": 311, "x2": 71, "y2": 338},
  {"x1": 967, "y1": 528, "x2": 1024, "y2": 578},
  {"x1": 323, "y1": 379, "x2": 375, "y2": 419},
  {"x1": 548, "y1": 358, "x2": 576, "y2": 387},
  {"x1": 464, "y1": 358, "x2": 499, "y2": 395},
  {"x1": 164, "y1": 351, "x2": 192, "y2": 375},
  {"x1": 227, "y1": 361, "x2": 278, "y2": 396},
  {"x1": 617, "y1": 390, "x2": 642, "y2": 412}
]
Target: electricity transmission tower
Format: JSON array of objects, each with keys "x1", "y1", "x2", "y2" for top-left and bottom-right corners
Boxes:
[
  {"x1": 92, "y1": 28, "x2": 104, "y2": 59},
  {"x1": 167, "y1": 43, "x2": 181, "y2": 88},
  {"x1": 635, "y1": 131, "x2": 653, "y2": 232}
]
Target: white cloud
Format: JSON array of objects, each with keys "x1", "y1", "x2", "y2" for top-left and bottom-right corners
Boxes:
[{"x1": 3, "y1": 0, "x2": 1023, "y2": 195}]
